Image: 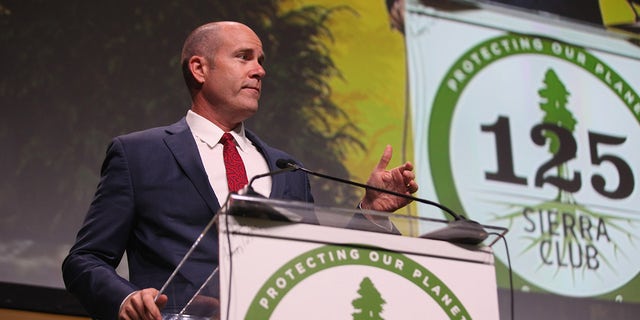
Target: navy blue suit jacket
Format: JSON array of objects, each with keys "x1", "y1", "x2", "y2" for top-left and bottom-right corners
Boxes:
[{"x1": 62, "y1": 118, "x2": 313, "y2": 319}]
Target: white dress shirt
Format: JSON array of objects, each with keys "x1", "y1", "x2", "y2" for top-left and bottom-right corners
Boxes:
[{"x1": 185, "y1": 110, "x2": 271, "y2": 203}]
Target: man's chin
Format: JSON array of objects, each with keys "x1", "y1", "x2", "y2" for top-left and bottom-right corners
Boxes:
[{"x1": 237, "y1": 105, "x2": 259, "y2": 120}]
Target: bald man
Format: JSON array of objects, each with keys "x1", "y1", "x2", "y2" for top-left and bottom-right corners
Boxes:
[{"x1": 62, "y1": 21, "x2": 417, "y2": 320}]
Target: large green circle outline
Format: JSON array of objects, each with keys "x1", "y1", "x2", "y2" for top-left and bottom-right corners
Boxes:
[
  {"x1": 245, "y1": 244, "x2": 472, "y2": 319},
  {"x1": 428, "y1": 33, "x2": 640, "y2": 219}
]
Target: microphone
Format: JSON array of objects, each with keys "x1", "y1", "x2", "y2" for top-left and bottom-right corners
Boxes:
[
  {"x1": 276, "y1": 158, "x2": 489, "y2": 245},
  {"x1": 230, "y1": 165, "x2": 303, "y2": 222}
]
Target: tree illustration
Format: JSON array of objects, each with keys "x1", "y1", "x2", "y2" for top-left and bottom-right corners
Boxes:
[
  {"x1": 537, "y1": 68, "x2": 578, "y2": 203},
  {"x1": 351, "y1": 277, "x2": 386, "y2": 320}
]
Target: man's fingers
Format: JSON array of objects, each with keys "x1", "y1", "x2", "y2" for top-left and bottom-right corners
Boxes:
[
  {"x1": 406, "y1": 180, "x2": 419, "y2": 193},
  {"x1": 402, "y1": 162, "x2": 418, "y2": 193},
  {"x1": 403, "y1": 161, "x2": 414, "y2": 172},
  {"x1": 402, "y1": 167, "x2": 415, "y2": 181},
  {"x1": 123, "y1": 293, "x2": 146, "y2": 320},
  {"x1": 375, "y1": 145, "x2": 393, "y2": 171},
  {"x1": 142, "y1": 291, "x2": 162, "y2": 320},
  {"x1": 120, "y1": 289, "x2": 164, "y2": 320},
  {"x1": 155, "y1": 294, "x2": 169, "y2": 310}
]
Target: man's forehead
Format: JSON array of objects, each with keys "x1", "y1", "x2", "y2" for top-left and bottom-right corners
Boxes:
[
  {"x1": 222, "y1": 36, "x2": 264, "y2": 58},
  {"x1": 218, "y1": 27, "x2": 262, "y2": 49}
]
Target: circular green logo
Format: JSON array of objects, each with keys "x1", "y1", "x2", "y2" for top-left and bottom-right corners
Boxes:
[
  {"x1": 245, "y1": 244, "x2": 472, "y2": 318},
  {"x1": 429, "y1": 34, "x2": 640, "y2": 298}
]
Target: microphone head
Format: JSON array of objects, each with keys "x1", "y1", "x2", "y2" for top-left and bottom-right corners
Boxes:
[
  {"x1": 276, "y1": 158, "x2": 295, "y2": 169},
  {"x1": 419, "y1": 219, "x2": 489, "y2": 245}
]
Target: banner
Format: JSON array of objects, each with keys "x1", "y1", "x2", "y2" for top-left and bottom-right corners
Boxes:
[{"x1": 406, "y1": 0, "x2": 640, "y2": 301}]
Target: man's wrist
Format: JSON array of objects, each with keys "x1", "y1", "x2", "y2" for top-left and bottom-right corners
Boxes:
[
  {"x1": 356, "y1": 201, "x2": 394, "y2": 232},
  {"x1": 357, "y1": 199, "x2": 373, "y2": 210}
]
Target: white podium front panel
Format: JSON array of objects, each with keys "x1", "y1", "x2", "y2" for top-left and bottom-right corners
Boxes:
[{"x1": 219, "y1": 214, "x2": 498, "y2": 320}]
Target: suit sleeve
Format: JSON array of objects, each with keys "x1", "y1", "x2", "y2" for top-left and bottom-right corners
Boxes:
[{"x1": 62, "y1": 138, "x2": 138, "y2": 320}]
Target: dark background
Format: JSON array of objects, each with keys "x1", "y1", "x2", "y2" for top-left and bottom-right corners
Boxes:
[
  {"x1": 1, "y1": 0, "x2": 639, "y2": 318},
  {"x1": 0, "y1": 0, "x2": 365, "y2": 289}
]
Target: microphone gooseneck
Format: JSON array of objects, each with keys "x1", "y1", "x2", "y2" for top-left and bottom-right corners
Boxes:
[
  {"x1": 244, "y1": 165, "x2": 296, "y2": 197},
  {"x1": 275, "y1": 158, "x2": 489, "y2": 245},
  {"x1": 276, "y1": 159, "x2": 464, "y2": 221}
]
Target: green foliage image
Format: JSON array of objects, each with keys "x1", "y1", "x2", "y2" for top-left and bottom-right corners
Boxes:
[{"x1": 352, "y1": 277, "x2": 386, "y2": 320}]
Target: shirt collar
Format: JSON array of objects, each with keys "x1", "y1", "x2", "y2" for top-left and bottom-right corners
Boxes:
[{"x1": 186, "y1": 110, "x2": 250, "y2": 151}]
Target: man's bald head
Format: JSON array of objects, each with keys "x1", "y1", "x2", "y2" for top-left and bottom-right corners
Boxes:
[{"x1": 181, "y1": 21, "x2": 256, "y2": 92}]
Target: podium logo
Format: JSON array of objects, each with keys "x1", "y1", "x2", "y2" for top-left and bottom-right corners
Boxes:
[
  {"x1": 427, "y1": 33, "x2": 640, "y2": 298},
  {"x1": 245, "y1": 245, "x2": 472, "y2": 319},
  {"x1": 351, "y1": 277, "x2": 385, "y2": 319}
]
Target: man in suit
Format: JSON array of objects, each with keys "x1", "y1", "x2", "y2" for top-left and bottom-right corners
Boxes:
[{"x1": 62, "y1": 21, "x2": 418, "y2": 320}]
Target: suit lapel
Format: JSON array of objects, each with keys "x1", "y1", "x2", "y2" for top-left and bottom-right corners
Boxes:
[
  {"x1": 164, "y1": 119, "x2": 222, "y2": 213},
  {"x1": 245, "y1": 130, "x2": 287, "y2": 199},
  {"x1": 163, "y1": 120, "x2": 288, "y2": 210}
]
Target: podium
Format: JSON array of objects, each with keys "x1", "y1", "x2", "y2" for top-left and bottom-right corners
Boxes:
[{"x1": 159, "y1": 194, "x2": 505, "y2": 319}]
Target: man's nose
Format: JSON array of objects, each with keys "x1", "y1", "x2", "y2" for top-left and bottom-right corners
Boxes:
[{"x1": 251, "y1": 62, "x2": 266, "y2": 79}]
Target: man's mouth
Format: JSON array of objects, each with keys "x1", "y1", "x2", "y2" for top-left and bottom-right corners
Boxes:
[{"x1": 243, "y1": 86, "x2": 260, "y2": 94}]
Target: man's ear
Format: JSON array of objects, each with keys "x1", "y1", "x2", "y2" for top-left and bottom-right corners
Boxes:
[{"x1": 189, "y1": 56, "x2": 207, "y2": 85}]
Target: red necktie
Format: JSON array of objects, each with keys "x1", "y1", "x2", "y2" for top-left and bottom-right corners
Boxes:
[{"x1": 220, "y1": 132, "x2": 248, "y2": 193}]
